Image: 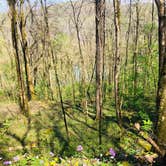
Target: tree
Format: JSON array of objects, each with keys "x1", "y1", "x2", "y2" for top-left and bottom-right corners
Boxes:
[
  {"x1": 7, "y1": 0, "x2": 29, "y2": 116},
  {"x1": 40, "y1": 0, "x2": 54, "y2": 100},
  {"x1": 40, "y1": 0, "x2": 69, "y2": 140},
  {"x1": 69, "y1": 0, "x2": 87, "y2": 112},
  {"x1": 133, "y1": 0, "x2": 139, "y2": 96},
  {"x1": 113, "y1": 0, "x2": 121, "y2": 125},
  {"x1": 95, "y1": 0, "x2": 105, "y2": 145},
  {"x1": 155, "y1": 0, "x2": 166, "y2": 160},
  {"x1": 19, "y1": 0, "x2": 35, "y2": 101},
  {"x1": 124, "y1": 0, "x2": 132, "y2": 94}
]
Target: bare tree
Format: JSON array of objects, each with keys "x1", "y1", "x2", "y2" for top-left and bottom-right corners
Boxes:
[
  {"x1": 40, "y1": 0, "x2": 69, "y2": 140},
  {"x1": 95, "y1": 0, "x2": 105, "y2": 145},
  {"x1": 69, "y1": 0, "x2": 87, "y2": 112},
  {"x1": 113, "y1": 0, "x2": 121, "y2": 126},
  {"x1": 19, "y1": 0, "x2": 35, "y2": 101},
  {"x1": 7, "y1": 0, "x2": 29, "y2": 116}
]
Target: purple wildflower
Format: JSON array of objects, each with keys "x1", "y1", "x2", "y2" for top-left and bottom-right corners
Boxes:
[
  {"x1": 76, "y1": 145, "x2": 83, "y2": 152},
  {"x1": 3, "y1": 161, "x2": 12, "y2": 165},
  {"x1": 109, "y1": 148, "x2": 116, "y2": 158},
  {"x1": 49, "y1": 152, "x2": 55, "y2": 157},
  {"x1": 13, "y1": 156, "x2": 19, "y2": 162}
]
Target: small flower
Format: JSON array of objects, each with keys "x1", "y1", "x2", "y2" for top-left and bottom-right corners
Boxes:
[
  {"x1": 76, "y1": 145, "x2": 83, "y2": 152},
  {"x1": 13, "y1": 156, "x2": 19, "y2": 162},
  {"x1": 3, "y1": 161, "x2": 12, "y2": 165},
  {"x1": 50, "y1": 152, "x2": 55, "y2": 157},
  {"x1": 109, "y1": 148, "x2": 116, "y2": 158},
  {"x1": 0, "y1": 157, "x2": 2, "y2": 160}
]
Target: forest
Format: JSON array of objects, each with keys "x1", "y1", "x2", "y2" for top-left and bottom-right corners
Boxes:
[{"x1": 0, "y1": 0, "x2": 166, "y2": 165}]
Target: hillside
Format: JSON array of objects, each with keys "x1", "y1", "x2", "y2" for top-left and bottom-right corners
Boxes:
[{"x1": 0, "y1": 0, "x2": 165, "y2": 165}]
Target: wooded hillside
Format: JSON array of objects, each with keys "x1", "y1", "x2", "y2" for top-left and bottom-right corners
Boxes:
[{"x1": 0, "y1": 0, "x2": 166, "y2": 165}]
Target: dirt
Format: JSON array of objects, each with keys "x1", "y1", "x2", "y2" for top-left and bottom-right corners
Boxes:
[{"x1": 0, "y1": 101, "x2": 49, "y2": 122}]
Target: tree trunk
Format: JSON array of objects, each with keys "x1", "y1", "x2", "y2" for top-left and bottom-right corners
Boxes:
[
  {"x1": 124, "y1": 0, "x2": 132, "y2": 95},
  {"x1": 40, "y1": 0, "x2": 54, "y2": 100},
  {"x1": 113, "y1": 0, "x2": 121, "y2": 126},
  {"x1": 133, "y1": 0, "x2": 139, "y2": 96},
  {"x1": 95, "y1": 0, "x2": 105, "y2": 145},
  {"x1": 40, "y1": 0, "x2": 69, "y2": 140},
  {"x1": 155, "y1": 0, "x2": 166, "y2": 158},
  {"x1": 8, "y1": 0, "x2": 29, "y2": 116},
  {"x1": 19, "y1": 0, "x2": 35, "y2": 101},
  {"x1": 69, "y1": 0, "x2": 87, "y2": 113}
]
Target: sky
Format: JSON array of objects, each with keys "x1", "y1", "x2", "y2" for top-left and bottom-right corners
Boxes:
[{"x1": 0, "y1": 0, "x2": 8, "y2": 12}]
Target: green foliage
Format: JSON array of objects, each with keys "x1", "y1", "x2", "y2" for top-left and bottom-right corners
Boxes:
[
  {"x1": 53, "y1": 33, "x2": 70, "y2": 51},
  {"x1": 143, "y1": 23, "x2": 157, "y2": 35},
  {"x1": 120, "y1": 135, "x2": 137, "y2": 156},
  {"x1": 138, "y1": 110, "x2": 153, "y2": 132},
  {"x1": 14, "y1": 155, "x2": 43, "y2": 166},
  {"x1": 142, "y1": 119, "x2": 153, "y2": 132},
  {"x1": 62, "y1": 83, "x2": 80, "y2": 101}
]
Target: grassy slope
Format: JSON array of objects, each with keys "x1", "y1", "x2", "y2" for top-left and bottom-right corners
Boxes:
[{"x1": 0, "y1": 97, "x2": 157, "y2": 165}]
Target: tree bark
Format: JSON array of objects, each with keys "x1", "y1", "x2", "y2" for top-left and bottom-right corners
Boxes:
[
  {"x1": 133, "y1": 0, "x2": 139, "y2": 96},
  {"x1": 95, "y1": 0, "x2": 105, "y2": 145},
  {"x1": 155, "y1": 0, "x2": 166, "y2": 157},
  {"x1": 113, "y1": 0, "x2": 121, "y2": 125},
  {"x1": 124, "y1": 0, "x2": 132, "y2": 94},
  {"x1": 19, "y1": 0, "x2": 35, "y2": 101},
  {"x1": 8, "y1": 0, "x2": 29, "y2": 116}
]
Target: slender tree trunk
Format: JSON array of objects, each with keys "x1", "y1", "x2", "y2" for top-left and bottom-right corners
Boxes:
[
  {"x1": 95, "y1": 0, "x2": 105, "y2": 145},
  {"x1": 124, "y1": 0, "x2": 132, "y2": 94},
  {"x1": 19, "y1": 0, "x2": 35, "y2": 101},
  {"x1": 40, "y1": 0, "x2": 54, "y2": 100},
  {"x1": 52, "y1": 51, "x2": 69, "y2": 141},
  {"x1": 69, "y1": 0, "x2": 87, "y2": 113},
  {"x1": 40, "y1": 0, "x2": 69, "y2": 140},
  {"x1": 113, "y1": 0, "x2": 121, "y2": 126},
  {"x1": 70, "y1": 61, "x2": 76, "y2": 105},
  {"x1": 147, "y1": 1, "x2": 157, "y2": 94},
  {"x1": 133, "y1": 0, "x2": 139, "y2": 96}
]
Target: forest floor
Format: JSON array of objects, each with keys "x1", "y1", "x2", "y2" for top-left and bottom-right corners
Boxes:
[{"x1": 0, "y1": 99, "x2": 160, "y2": 166}]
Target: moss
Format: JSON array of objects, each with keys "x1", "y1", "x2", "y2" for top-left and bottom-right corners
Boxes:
[{"x1": 137, "y1": 139, "x2": 152, "y2": 151}]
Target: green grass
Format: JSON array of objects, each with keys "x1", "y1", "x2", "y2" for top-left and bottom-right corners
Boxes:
[{"x1": 0, "y1": 98, "x2": 158, "y2": 165}]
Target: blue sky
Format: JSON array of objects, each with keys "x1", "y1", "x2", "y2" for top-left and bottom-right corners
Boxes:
[{"x1": 0, "y1": 0, "x2": 8, "y2": 12}]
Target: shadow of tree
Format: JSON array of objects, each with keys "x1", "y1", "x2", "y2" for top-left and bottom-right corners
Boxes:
[{"x1": 5, "y1": 117, "x2": 31, "y2": 153}]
